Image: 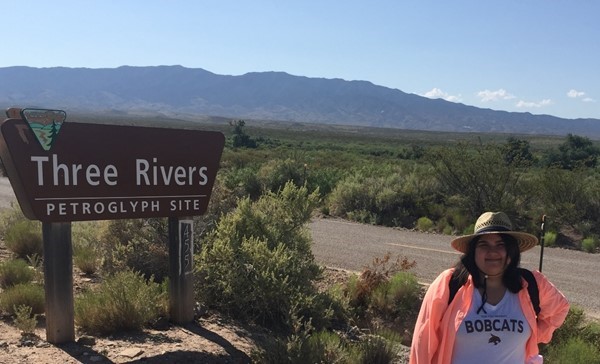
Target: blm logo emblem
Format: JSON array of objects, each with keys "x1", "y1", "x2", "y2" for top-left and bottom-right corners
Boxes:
[{"x1": 21, "y1": 108, "x2": 66, "y2": 151}]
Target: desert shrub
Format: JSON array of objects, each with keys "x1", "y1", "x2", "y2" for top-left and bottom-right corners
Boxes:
[
  {"x1": 257, "y1": 158, "x2": 306, "y2": 193},
  {"x1": 461, "y1": 223, "x2": 475, "y2": 235},
  {"x1": 327, "y1": 164, "x2": 436, "y2": 228},
  {"x1": 545, "y1": 337, "x2": 600, "y2": 364},
  {"x1": 444, "y1": 206, "x2": 472, "y2": 234},
  {"x1": 252, "y1": 327, "x2": 403, "y2": 364},
  {"x1": 534, "y1": 168, "x2": 589, "y2": 227},
  {"x1": 99, "y1": 219, "x2": 169, "y2": 281},
  {"x1": 192, "y1": 178, "x2": 242, "y2": 242},
  {"x1": 344, "y1": 253, "x2": 417, "y2": 317},
  {"x1": 346, "y1": 209, "x2": 378, "y2": 225},
  {"x1": 4, "y1": 220, "x2": 43, "y2": 259},
  {"x1": 75, "y1": 270, "x2": 168, "y2": 335},
  {"x1": 71, "y1": 221, "x2": 103, "y2": 274},
  {"x1": 354, "y1": 334, "x2": 396, "y2": 364},
  {"x1": 543, "y1": 305, "x2": 600, "y2": 361},
  {"x1": 222, "y1": 166, "x2": 262, "y2": 200},
  {"x1": 582, "y1": 236, "x2": 599, "y2": 253},
  {"x1": 544, "y1": 231, "x2": 557, "y2": 247},
  {"x1": 0, "y1": 283, "x2": 45, "y2": 315},
  {"x1": 546, "y1": 306, "x2": 586, "y2": 349},
  {"x1": 328, "y1": 171, "x2": 408, "y2": 227},
  {"x1": 252, "y1": 324, "x2": 349, "y2": 364},
  {"x1": 0, "y1": 259, "x2": 34, "y2": 288},
  {"x1": 370, "y1": 272, "x2": 422, "y2": 322},
  {"x1": 416, "y1": 217, "x2": 434, "y2": 232},
  {"x1": 196, "y1": 182, "x2": 326, "y2": 330},
  {"x1": 13, "y1": 304, "x2": 38, "y2": 334},
  {"x1": 0, "y1": 204, "x2": 29, "y2": 238},
  {"x1": 73, "y1": 242, "x2": 100, "y2": 275},
  {"x1": 306, "y1": 167, "x2": 343, "y2": 197},
  {"x1": 579, "y1": 321, "x2": 600, "y2": 352},
  {"x1": 427, "y1": 143, "x2": 527, "y2": 218}
]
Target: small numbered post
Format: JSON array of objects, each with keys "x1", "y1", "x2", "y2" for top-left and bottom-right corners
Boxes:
[{"x1": 168, "y1": 217, "x2": 195, "y2": 323}]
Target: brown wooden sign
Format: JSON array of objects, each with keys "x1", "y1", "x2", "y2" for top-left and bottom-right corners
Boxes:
[{"x1": 0, "y1": 115, "x2": 225, "y2": 222}]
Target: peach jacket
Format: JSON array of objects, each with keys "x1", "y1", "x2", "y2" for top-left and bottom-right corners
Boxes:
[{"x1": 410, "y1": 268, "x2": 569, "y2": 364}]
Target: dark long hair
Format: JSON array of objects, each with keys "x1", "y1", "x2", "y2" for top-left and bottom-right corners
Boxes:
[{"x1": 453, "y1": 233, "x2": 523, "y2": 293}]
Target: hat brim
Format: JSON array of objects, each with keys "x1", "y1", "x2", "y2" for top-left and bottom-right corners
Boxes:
[{"x1": 451, "y1": 231, "x2": 538, "y2": 253}]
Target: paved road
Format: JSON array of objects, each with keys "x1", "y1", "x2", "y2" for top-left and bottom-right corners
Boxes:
[{"x1": 310, "y1": 217, "x2": 600, "y2": 319}]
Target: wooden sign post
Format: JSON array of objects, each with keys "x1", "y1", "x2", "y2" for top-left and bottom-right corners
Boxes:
[
  {"x1": 42, "y1": 222, "x2": 74, "y2": 343},
  {"x1": 0, "y1": 108, "x2": 225, "y2": 343}
]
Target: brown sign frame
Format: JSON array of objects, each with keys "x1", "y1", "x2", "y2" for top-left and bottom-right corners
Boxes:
[{"x1": 0, "y1": 116, "x2": 225, "y2": 222}]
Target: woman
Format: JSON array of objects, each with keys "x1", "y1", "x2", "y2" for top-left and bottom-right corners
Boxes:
[{"x1": 410, "y1": 212, "x2": 569, "y2": 364}]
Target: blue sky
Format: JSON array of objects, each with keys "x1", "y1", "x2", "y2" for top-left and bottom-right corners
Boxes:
[{"x1": 2, "y1": 1, "x2": 598, "y2": 120}]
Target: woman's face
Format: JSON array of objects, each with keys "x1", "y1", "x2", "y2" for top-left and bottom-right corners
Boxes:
[{"x1": 474, "y1": 233, "x2": 511, "y2": 276}]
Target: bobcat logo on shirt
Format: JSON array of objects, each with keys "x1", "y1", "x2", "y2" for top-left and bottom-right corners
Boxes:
[{"x1": 488, "y1": 333, "x2": 501, "y2": 345}]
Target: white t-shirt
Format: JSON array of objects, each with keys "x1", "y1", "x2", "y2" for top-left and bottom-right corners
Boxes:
[{"x1": 451, "y1": 288, "x2": 531, "y2": 364}]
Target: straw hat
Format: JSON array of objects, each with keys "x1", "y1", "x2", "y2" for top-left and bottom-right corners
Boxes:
[{"x1": 450, "y1": 212, "x2": 538, "y2": 253}]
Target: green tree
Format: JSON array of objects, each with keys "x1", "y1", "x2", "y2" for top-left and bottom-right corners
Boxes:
[
  {"x1": 502, "y1": 137, "x2": 534, "y2": 167},
  {"x1": 230, "y1": 119, "x2": 257, "y2": 148},
  {"x1": 535, "y1": 168, "x2": 592, "y2": 228},
  {"x1": 427, "y1": 142, "x2": 528, "y2": 220},
  {"x1": 547, "y1": 134, "x2": 600, "y2": 170}
]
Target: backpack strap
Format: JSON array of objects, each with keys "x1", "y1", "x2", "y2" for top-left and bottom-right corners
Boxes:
[
  {"x1": 448, "y1": 269, "x2": 466, "y2": 305},
  {"x1": 448, "y1": 268, "x2": 541, "y2": 318},
  {"x1": 519, "y1": 268, "x2": 541, "y2": 317}
]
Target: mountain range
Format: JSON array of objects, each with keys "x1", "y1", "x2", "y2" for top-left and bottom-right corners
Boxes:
[{"x1": 1, "y1": 65, "x2": 599, "y2": 138}]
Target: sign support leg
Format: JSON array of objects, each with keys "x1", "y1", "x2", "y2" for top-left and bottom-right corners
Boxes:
[
  {"x1": 168, "y1": 217, "x2": 195, "y2": 324},
  {"x1": 42, "y1": 222, "x2": 74, "y2": 344}
]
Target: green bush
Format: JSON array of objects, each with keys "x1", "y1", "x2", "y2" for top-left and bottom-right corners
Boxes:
[
  {"x1": 252, "y1": 327, "x2": 349, "y2": 364},
  {"x1": 71, "y1": 221, "x2": 104, "y2": 275},
  {"x1": 74, "y1": 270, "x2": 168, "y2": 335},
  {"x1": 222, "y1": 166, "x2": 262, "y2": 200},
  {"x1": 581, "y1": 321, "x2": 600, "y2": 351},
  {"x1": 547, "y1": 306, "x2": 586, "y2": 348},
  {"x1": 0, "y1": 204, "x2": 29, "y2": 238},
  {"x1": 582, "y1": 237, "x2": 598, "y2": 253},
  {"x1": 0, "y1": 283, "x2": 45, "y2": 315},
  {"x1": 99, "y1": 219, "x2": 169, "y2": 281},
  {"x1": 327, "y1": 164, "x2": 437, "y2": 228},
  {"x1": 343, "y1": 253, "x2": 418, "y2": 322},
  {"x1": 0, "y1": 259, "x2": 35, "y2": 288},
  {"x1": 252, "y1": 327, "x2": 402, "y2": 364},
  {"x1": 73, "y1": 242, "x2": 100, "y2": 275},
  {"x1": 546, "y1": 337, "x2": 600, "y2": 364},
  {"x1": 354, "y1": 335, "x2": 396, "y2": 364},
  {"x1": 257, "y1": 158, "x2": 306, "y2": 193},
  {"x1": 13, "y1": 304, "x2": 38, "y2": 334},
  {"x1": 4, "y1": 220, "x2": 43, "y2": 259},
  {"x1": 370, "y1": 272, "x2": 422, "y2": 322},
  {"x1": 416, "y1": 217, "x2": 434, "y2": 232},
  {"x1": 544, "y1": 231, "x2": 557, "y2": 247},
  {"x1": 196, "y1": 182, "x2": 326, "y2": 330},
  {"x1": 543, "y1": 305, "x2": 600, "y2": 361}
]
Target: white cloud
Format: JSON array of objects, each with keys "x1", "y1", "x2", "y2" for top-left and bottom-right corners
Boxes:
[
  {"x1": 583, "y1": 97, "x2": 597, "y2": 103},
  {"x1": 423, "y1": 88, "x2": 462, "y2": 102},
  {"x1": 516, "y1": 99, "x2": 552, "y2": 108},
  {"x1": 477, "y1": 89, "x2": 516, "y2": 102},
  {"x1": 567, "y1": 89, "x2": 586, "y2": 98}
]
